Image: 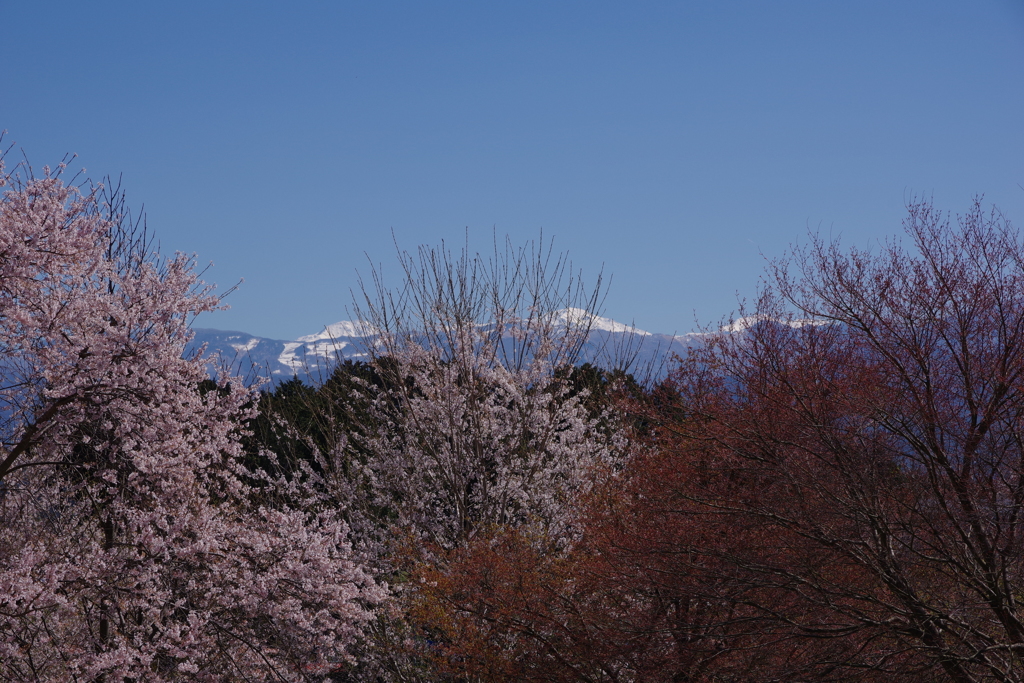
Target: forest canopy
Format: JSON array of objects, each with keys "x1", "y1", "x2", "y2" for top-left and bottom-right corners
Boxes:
[{"x1": 2, "y1": 150, "x2": 1021, "y2": 682}]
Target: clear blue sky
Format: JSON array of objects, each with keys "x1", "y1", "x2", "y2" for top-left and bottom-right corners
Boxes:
[{"x1": 2, "y1": 1, "x2": 1022, "y2": 339}]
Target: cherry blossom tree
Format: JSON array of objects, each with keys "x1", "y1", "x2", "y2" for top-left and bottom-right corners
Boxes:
[
  {"x1": 0, "y1": 158, "x2": 382, "y2": 682},
  {"x1": 247, "y1": 239, "x2": 634, "y2": 681},
  {"x1": 344, "y1": 238, "x2": 631, "y2": 552}
]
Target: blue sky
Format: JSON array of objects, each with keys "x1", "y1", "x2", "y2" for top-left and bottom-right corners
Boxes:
[{"x1": 2, "y1": 1, "x2": 1022, "y2": 339}]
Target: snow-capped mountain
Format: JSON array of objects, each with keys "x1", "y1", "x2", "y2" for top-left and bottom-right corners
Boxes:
[
  {"x1": 187, "y1": 310, "x2": 703, "y2": 386},
  {"x1": 550, "y1": 307, "x2": 652, "y2": 335}
]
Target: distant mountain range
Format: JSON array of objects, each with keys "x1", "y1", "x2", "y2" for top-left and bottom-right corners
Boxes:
[{"x1": 186, "y1": 309, "x2": 708, "y2": 386}]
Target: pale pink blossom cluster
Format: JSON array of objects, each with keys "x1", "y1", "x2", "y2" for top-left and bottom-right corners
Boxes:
[
  {"x1": 343, "y1": 241, "x2": 629, "y2": 552},
  {"x1": 0, "y1": 163, "x2": 382, "y2": 682},
  {"x1": 357, "y1": 337, "x2": 617, "y2": 551}
]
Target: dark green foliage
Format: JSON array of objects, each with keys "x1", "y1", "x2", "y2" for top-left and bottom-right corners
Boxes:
[
  {"x1": 243, "y1": 362, "x2": 379, "y2": 477},
  {"x1": 241, "y1": 360, "x2": 412, "y2": 532},
  {"x1": 245, "y1": 359, "x2": 638, "y2": 518}
]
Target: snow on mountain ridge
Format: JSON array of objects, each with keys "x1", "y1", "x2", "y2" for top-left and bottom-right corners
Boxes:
[
  {"x1": 297, "y1": 320, "x2": 379, "y2": 343},
  {"x1": 189, "y1": 310, "x2": 695, "y2": 386},
  {"x1": 551, "y1": 307, "x2": 650, "y2": 336},
  {"x1": 229, "y1": 337, "x2": 260, "y2": 353},
  {"x1": 292, "y1": 309, "x2": 651, "y2": 342},
  {"x1": 719, "y1": 314, "x2": 828, "y2": 333},
  {"x1": 190, "y1": 310, "x2": 839, "y2": 388}
]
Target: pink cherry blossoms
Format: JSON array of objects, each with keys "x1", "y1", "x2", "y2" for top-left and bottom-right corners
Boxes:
[
  {"x1": 0, "y1": 161, "x2": 382, "y2": 682},
  {"x1": 344, "y1": 240, "x2": 632, "y2": 551}
]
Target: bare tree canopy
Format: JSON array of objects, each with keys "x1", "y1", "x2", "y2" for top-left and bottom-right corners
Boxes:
[
  {"x1": 666, "y1": 199, "x2": 1024, "y2": 682},
  {"x1": 402, "y1": 200, "x2": 1024, "y2": 683},
  {"x1": 352, "y1": 234, "x2": 610, "y2": 372}
]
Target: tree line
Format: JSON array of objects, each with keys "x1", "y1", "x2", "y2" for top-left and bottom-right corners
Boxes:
[{"x1": 2, "y1": 150, "x2": 1023, "y2": 682}]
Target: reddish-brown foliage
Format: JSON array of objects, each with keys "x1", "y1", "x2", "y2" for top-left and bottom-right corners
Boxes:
[{"x1": 410, "y1": 200, "x2": 1024, "y2": 683}]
